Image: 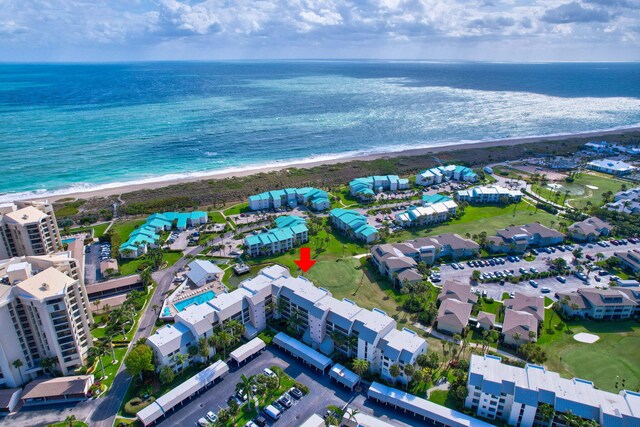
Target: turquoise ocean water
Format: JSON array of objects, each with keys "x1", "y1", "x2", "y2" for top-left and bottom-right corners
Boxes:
[{"x1": 1, "y1": 61, "x2": 639, "y2": 200}]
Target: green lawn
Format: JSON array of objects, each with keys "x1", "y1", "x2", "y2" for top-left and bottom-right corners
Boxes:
[
  {"x1": 428, "y1": 389, "x2": 459, "y2": 409},
  {"x1": 209, "y1": 211, "x2": 226, "y2": 224},
  {"x1": 97, "y1": 347, "x2": 128, "y2": 390},
  {"x1": 223, "y1": 202, "x2": 249, "y2": 216},
  {"x1": 389, "y1": 202, "x2": 556, "y2": 243},
  {"x1": 533, "y1": 173, "x2": 625, "y2": 210},
  {"x1": 475, "y1": 298, "x2": 503, "y2": 322},
  {"x1": 112, "y1": 219, "x2": 148, "y2": 242},
  {"x1": 120, "y1": 251, "x2": 183, "y2": 276},
  {"x1": 68, "y1": 222, "x2": 110, "y2": 238},
  {"x1": 538, "y1": 319, "x2": 640, "y2": 392}
]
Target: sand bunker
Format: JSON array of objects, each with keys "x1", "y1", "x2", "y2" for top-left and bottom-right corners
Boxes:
[
  {"x1": 574, "y1": 332, "x2": 600, "y2": 343},
  {"x1": 585, "y1": 185, "x2": 599, "y2": 190},
  {"x1": 548, "y1": 183, "x2": 563, "y2": 190}
]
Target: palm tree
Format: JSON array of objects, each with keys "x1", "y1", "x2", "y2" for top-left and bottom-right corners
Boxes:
[
  {"x1": 12, "y1": 359, "x2": 24, "y2": 384},
  {"x1": 89, "y1": 344, "x2": 107, "y2": 379},
  {"x1": 100, "y1": 335, "x2": 117, "y2": 362},
  {"x1": 389, "y1": 364, "x2": 402, "y2": 385},
  {"x1": 512, "y1": 332, "x2": 522, "y2": 349},
  {"x1": 40, "y1": 356, "x2": 57, "y2": 376},
  {"x1": 93, "y1": 299, "x2": 101, "y2": 314},
  {"x1": 538, "y1": 403, "x2": 555, "y2": 427},
  {"x1": 140, "y1": 268, "x2": 153, "y2": 287},
  {"x1": 64, "y1": 415, "x2": 77, "y2": 427},
  {"x1": 352, "y1": 358, "x2": 370, "y2": 377},
  {"x1": 346, "y1": 407, "x2": 360, "y2": 424},
  {"x1": 236, "y1": 374, "x2": 256, "y2": 409}
]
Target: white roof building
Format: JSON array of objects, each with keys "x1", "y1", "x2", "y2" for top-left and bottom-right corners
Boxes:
[{"x1": 185, "y1": 259, "x2": 223, "y2": 287}]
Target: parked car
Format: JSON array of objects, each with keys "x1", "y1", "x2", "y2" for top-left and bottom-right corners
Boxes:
[
  {"x1": 253, "y1": 415, "x2": 267, "y2": 427},
  {"x1": 206, "y1": 411, "x2": 218, "y2": 423},
  {"x1": 278, "y1": 394, "x2": 293, "y2": 408},
  {"x1": 264, "y1": 368, "x2": 277, "y2": 378},
  {"x1": 529, "y1": 280, "x2": 538, "y2": 288},
  {"x1": 272, "y1": 400, "x2": 285, "y2": 413},
  {"x1": 541, "y1": 287, "x2": 551, "y2": 293},
  {"x1": 289, "y1": 387, "x2": 303, "y2": 399},
  {"x1": 263, "y1": 405, "x2": 281, "y2": 421},
  {"x1": 197, "y1": 418, "x2": 209, "y2": 427},
  {"x1": 556, "y1": 276, "x2": 566, "y2": 283}
]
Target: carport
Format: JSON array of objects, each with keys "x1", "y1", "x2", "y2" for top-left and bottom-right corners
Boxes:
[
  {"x1": 230, "y1": 337, "x2": 266, "y2": 366},
  {"x1": 272, "y1": 332, "x2": 332, "y2": 372},
  {"x1": 137, "y1": 360, "x2": 229, "y2": 426},
  {"x1": 329, "y1": 363, "x2": 360, "y2": 390},
  {"x1": 368, "y1": 382, "x2": 495, "y2": 427}
]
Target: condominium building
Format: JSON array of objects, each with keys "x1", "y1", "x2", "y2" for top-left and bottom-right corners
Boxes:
[
  {"x1": 487, "y1": 223, "x2": 564, "y2": 254},
  {"x1": 248, "y1": 188, "x2": 330, "y2": 212},
  {"x1": 567, "y1": 217, "x2": 611, "y2": 242},
  {"x1": 466, "y1": 354, "x2": 640, "y2": 427},
  {"x1": 556, "y1": 288, "x2": 639, "y2": 320},
  {"x1": 607, "y1": 187, "x2": 640, "y2": 214},
  {"x1": 148, "y1": 265, "x2": 427, "y2": 384},
  {"x1": 330, "y1": 209, "x2": 379, "y2": 243},
  {"x1": 456, "y1": 186, "x2": 522, "y2": 204},
  {"x1": 394, "y1": 200, "x2": 458, "y2": 228},
  {"x1": 244, "y1": 215, "x2": 308, "y2": 257},
  {"x1": 615, "y1": 249, "x2": 640, "y2": 274},
  {"x1": 0, "y1": 201, "x2": 62, "y2": 259},
  {"x1": 371, "y1": 234, "x2": 480, "y2": 284},
  {"x1": 120, "y1": 211, "x2": 208, "y2": 258},
  {"x1": 416, "y1": 165, "x2": 478, "y2": 186},
  {"x1": 349, "y1": 175, "x2": 409, "y2": 200},
  {"x1": 0, "y1": 253, "x2": 93, "y2": 387}
]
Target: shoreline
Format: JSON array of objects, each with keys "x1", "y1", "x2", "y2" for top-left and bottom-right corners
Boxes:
[{"x1": 26, "y1": 125, "x2": 640, "y2": 203}]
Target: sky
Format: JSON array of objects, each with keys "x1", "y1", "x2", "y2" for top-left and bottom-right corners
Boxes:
[{"x1": 0, "y1": 0, "x2": 639, "y2": 62}]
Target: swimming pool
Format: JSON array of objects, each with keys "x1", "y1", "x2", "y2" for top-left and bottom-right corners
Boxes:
[
  {"x1": 62, "y1": 237, "x2": 76, "y2": 244},
  {"x1": 173, "y1": 290, "x2": 216, "y2": 312}
]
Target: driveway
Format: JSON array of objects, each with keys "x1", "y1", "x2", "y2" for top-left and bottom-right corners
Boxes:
[{"x1": 84, "y1": 242, "x2": 101, "y2": 285}]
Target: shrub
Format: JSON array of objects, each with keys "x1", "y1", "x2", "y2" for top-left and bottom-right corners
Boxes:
[
  {"x1": 295, "y1": 382, "x2": 310, "y2": 395},
  {"x1": 124, "y1": 397, "x2": 156, "y2": 415}
]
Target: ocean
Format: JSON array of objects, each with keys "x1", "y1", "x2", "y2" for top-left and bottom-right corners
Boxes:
[{"x1": 1, "y1": 61, "x2": 640, "y2": 201}]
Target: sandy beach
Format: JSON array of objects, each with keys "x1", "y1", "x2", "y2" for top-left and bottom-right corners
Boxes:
[{"x1": 40, "y1": 126, "x2": 640, "y2": 203}]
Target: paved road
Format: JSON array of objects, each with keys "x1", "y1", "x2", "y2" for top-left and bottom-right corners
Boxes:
[
  {"x1": 437, "y1": 241, "x2": 640, "y2": 301},
  {"x1": 86, "y1": 244, "x2": 205, "y2": 427}
]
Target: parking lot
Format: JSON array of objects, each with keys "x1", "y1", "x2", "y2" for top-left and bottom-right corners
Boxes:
[
  {"x1": 84, "y1": 241, "x2": 111, "y2": 284},
  {"x1": 435, "y1": 240, "x2": 640, "y2": 301},
  {"x1": 156, "y1": 347, "x2": 423, "y2": 427}
]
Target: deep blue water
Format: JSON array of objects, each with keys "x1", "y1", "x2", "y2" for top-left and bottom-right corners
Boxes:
[{"x1": 1, "y1": 61, "x2": 639, "y2": 200}]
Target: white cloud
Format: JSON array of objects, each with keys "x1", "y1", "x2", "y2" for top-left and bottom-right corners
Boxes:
[{"x1": 0, "y1": 0, "x2": 637, "y2": 60}]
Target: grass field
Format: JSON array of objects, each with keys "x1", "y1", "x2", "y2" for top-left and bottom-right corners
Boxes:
[
  {"x1": 120, "y1": 250, "x2": 183, "y2": 276},
  {"x1": 111, "y1": 219, "x2": 147, "y2": 242},
  {"x1": 46, "y1": 422, "x2": 88, "y2": 427},
  {"x1": 209, "y1": 211, "x2": 226, "y2": 223},
  {"x1": 68, "y1": 222, "x2": 110, "y2": 238},
  {"x1": 533, "y1": 173, "x2": 625, "y2": 210},
  {"x1": 223, "y1": 202, "x2": 249, "y2": 216},
  {"x1": 389, "y1": 202, "x2": 556, "y2": 242},
  {"x1": 538, "y1": 319, "x2": 640, "y2": 392}
]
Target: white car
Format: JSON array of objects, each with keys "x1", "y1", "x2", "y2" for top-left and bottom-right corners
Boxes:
[
  {"x1": 206, "y1": 411, "x2": 218, "y2": 423},
  {"x1": 264, "y1": 368, "x2": 277, "y2": 378}
]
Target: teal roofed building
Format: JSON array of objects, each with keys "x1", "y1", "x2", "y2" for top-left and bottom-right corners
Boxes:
[
  {"x1": 348, "y1": 175, "x2": 409, "y2": 201},
  {"x1": 422, "y1": 194, "x2": 452, "y2": 205},
  {"x1": 330, "y1": 208, "x2": 379, "y2": 243},
  {"x1": 119, "y1": 210, "x2": 208, "y2": 259},
  {"x1": 416, "y1": 164, "x2": 478, "y2": 186},
  {"x1": 244, "y1": 215, "x2": 309, "y2": 257},
  {"x1": 247, "y1": 187, "x2": 330, "y2": 212}
]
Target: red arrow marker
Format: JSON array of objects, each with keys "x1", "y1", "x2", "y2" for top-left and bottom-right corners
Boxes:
[{"x1": 294, "y1": 247, "x2": 316, "y2": 273}]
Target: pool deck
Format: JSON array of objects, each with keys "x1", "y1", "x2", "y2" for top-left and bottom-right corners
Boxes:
[{"x1": 160, "y1": 278, "x2": 226, "y2": 320}]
